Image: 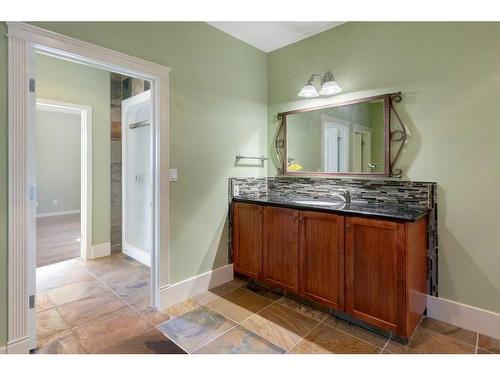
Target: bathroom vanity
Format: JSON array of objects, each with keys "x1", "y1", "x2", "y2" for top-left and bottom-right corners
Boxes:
[
  {"x1": 229, "y1": 91, "x2": 437, "y2": 342},
  {"x1": 231, "y1": 195, "x2": 429, "y2": 341}
]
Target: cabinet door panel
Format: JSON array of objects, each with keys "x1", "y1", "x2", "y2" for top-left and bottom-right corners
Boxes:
[
  {"x1": 263, "y1": 206, "x2": 299, "y2": 293},
  {"x1": 346, "y1": 217, "x2": 406, "y2": 333},
  {"x1": 299, "y1": 211, "x2": 345, "y2": 310},
  {"x1": 232, "y1": 203, "x2": 263, "y2": 279}
]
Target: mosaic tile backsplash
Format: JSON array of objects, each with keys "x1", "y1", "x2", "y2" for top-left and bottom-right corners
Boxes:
[{"x1": 228, "y1": 176, "x2": 438, "y2": 296}]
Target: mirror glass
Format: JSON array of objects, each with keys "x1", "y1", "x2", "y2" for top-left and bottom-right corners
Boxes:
[{"x1": 286, "y1": 98, "x2": 386, "y2": 174}]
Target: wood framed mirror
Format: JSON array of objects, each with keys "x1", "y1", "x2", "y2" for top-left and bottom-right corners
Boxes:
[{"x1": 275, "y1": 92, "x2": 404, "y2": 177}]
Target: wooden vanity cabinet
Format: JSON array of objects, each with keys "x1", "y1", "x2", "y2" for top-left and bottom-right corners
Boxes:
[
  {"x1": 232, "y1": 202, "x2": 263, "y2": 280},
  {"x1": 262, "y1": 206, "x2": 300, "y2": 293},
  {"x1": 299, "y1": 211, "x2": 345, "y2": 310},
  {"x1": 231, "y1": 201, "x2": 428, "y2": 340},
  {"x1": 345, "y1": 216, "x2": 428, "y2": 338}
]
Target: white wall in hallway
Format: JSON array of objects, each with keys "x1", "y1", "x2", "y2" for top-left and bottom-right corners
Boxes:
[{"x1": 36, "y1": 109, "x2": 81, "y2": 216}]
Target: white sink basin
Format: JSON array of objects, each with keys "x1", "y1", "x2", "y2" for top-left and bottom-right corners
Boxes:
[{"x1": 293, "y1": 200, "x2": 344, "y2": 207}]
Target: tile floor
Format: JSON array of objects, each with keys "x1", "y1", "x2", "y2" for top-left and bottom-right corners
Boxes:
[{"x1": 36, "y1": 256, "x2": 500, "y2": 354}]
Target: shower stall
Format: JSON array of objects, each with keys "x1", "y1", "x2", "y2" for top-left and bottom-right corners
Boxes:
[{"x1": 122, "y1": 89, "x2": 152, "y2": 267}]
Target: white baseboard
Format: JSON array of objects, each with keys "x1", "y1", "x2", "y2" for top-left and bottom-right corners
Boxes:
[
  {"x1": 6, "y1": 336, "x2": 31, "y2": 354},
  {"x1": 427, "y1": 295, "x2": 500, "y2": 340},
  {"x1": 159, "y1": 263, "x2": 234, "y2": 310},
  {"x1": 36, "y1": 209, "x2": 80, "y2": 218},
  {"x1": 88, "y1": 242, "x2": 110, "y2": 260},
  {"x1": 123, "y1": 241, "x2": 151, "y2": 267}
]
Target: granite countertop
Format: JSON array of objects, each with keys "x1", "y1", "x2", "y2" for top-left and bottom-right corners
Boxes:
[{"x1": 232, "y1": 194, "x2": 429, "y2": 222}]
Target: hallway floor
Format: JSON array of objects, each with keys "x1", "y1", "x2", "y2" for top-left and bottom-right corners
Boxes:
[
  {"x1": 36, "y1": 255, "x2": 500, "y2": 354},
  {"x1": 37, "y1": 213, "x2": 81, "y2": 267}
]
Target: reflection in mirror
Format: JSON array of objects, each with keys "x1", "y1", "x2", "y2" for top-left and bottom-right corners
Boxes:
[{"x1": 286, "y1": 98, "x2": 386, "y2": 174}]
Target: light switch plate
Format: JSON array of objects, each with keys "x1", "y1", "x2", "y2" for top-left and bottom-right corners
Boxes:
[{"x1": 169, "y1": 169, "x2": 178, "y2": 182}]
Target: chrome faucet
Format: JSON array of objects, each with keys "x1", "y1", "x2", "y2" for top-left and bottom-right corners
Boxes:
[{"x1": 332, "y1": 190, "x2": 350, "y2": 203}]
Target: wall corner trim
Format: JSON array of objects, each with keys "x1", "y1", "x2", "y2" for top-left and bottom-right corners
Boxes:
[
  {"x1": 427, "y1": 295, "x2": 500, "y2": 340},
  {"x1": 158, "y1": 264, "x2": 234, "y2": 310},
  {"x1": 89, "y1": 242, "x2": 111, "y2": 260}
]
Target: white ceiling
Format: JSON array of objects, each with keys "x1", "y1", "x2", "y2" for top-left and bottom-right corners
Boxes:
[{"x1": 207, "y1": 22, "x2": 345, "y2": 53}]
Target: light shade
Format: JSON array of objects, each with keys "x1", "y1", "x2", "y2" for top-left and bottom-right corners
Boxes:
[
  {"x1": 319, "y1": 80, "x2": 343, "y2": 96},
  {"x1": 297, "y1": 85, "x2": 319, "y2": 98}
]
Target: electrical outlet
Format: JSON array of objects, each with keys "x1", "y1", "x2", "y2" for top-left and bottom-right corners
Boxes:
[
  {"x1": 52, "y1": 199, "x2": 58, "y2": 206},
  {"x1": 233, "y1": 185, "x2": 240, "y2": 196},
  {"x1": 169, "y1": 169, "x2": 178, "y2": 182}
]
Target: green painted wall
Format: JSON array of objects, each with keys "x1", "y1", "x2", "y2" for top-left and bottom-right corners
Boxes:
[
  {"x1": 0, "y1": 22, "x2": 268, "y2": 347},
  {"x1": 29, "y1": 22, "x2": 269, "y2": 286},
  {"x1": 2, "y1": 21, "x2": 499, "y2": 346},
  {"x1": 268, "y1": 22, "x2": 500, "y2": 313},
  {"x1": 37, "y1": 54, "x2": 110, "y2": 243},
  {"x1": 36, "y1": 110, "x2": 81, "y2": 215}
]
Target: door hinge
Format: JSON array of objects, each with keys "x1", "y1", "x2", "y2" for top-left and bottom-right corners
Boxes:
[
  {"x1": 29, "y1": 294, "x2": 35, "y2": 309},
  {"x1": 29, "y1": 78, "x2": 35, "y2": 93},
  {"x1": 29, "y1": 185, "x2": 36, "y2": 201}
]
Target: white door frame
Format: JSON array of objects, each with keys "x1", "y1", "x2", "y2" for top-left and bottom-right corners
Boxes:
[
  {"x1": 6, "y1": 22, "x2": 171, "y2": 353},
  {"x1": 35, "y1": 99, "x2": 93, "y2": 261}
]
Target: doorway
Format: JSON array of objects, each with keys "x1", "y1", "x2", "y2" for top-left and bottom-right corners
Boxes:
[
  {"x1": 7, "y1": 22, "x2": 170, "y2": 353},
  {"x1": 35, "y1": 100, "x2": 92, "y2": 267}
]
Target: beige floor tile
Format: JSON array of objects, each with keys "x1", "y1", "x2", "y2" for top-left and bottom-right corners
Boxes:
[
  {"x1": 36, "y1": 330, "x2": 86, "y2": 354},
  {"x1": 72, "y1": 307, "x2": 152, "y2": 353},
  {"x1": 102, "y1": 328, "x2": 186, "y2": 354},
  {"x1": 158, "y1": 306, "x2": 236, "y2": 352},
  {"x1": 133, "y1": 299, "x2": 171, "y2": 325},
  {"x1": 189, "y1": 290, "x2": 220, "y2": 305},
  {"x1": 85, "y1": 254, "x2": 138, "y2": 277},
  {"x1": 386, "y1": 326, "x2": 475, "y2": 354},
  {"x1": 323, "y1": 315, "x2": 389, "y2": 349},
  {"x1": 36, "y1": 291, "x2": 55, "y2": 312},
  {"x1": 419, "y1": 317, "x2": 478, "y2": 345},
  {"x1": 195, "y1": 326, "x2": 284, "y2": 354},
  {"x1": 477, "y1": 348, "x2": 496, "y2": 354},
  {"x1": 37, "y1": 260, "x2": 94, "y2": 290},
  {"x1": 277, "y1": 297, "x2": 329, "y2": 322},
  {"x1": 56, "y1": 291, "x2": 127, "y2": 327},
  {"x1": 228, "y1": 277, "x2": 248, "y2": 288},
  {"x1": 244, "y1": 283, "x2": 283, "y2": 301},
  {"x1": 206, "y1": 288, "x2": 273, "y2": 323},
  {"x1": 290, "y1": 323, "x2": 379, "y2": 354},
  {"x1": 37, "y1": 308, "x2": 68, "y2": 339},
  {"x1": 100, "y1": 268, "x2": 150, "y2": 305},
  {"x1": 164, "y1": 299, "x2": 201, "y2": 318},
  {"x1": 478, "y1": 334, "x2": 500, "y2": 353},
  {"x1": 46, "y1": 279, "x2": 108, "y2": 306},
  {"x1": 241, "y1": 303, "x2": 318, "y2": 351},
  {"x1": 209, "y1": 282, "x2": 239, "y2": 296}
]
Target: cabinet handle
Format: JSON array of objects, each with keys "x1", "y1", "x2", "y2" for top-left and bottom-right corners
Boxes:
[{"x1": 346, "y1": 224, "x2": 351, "y2": 232}]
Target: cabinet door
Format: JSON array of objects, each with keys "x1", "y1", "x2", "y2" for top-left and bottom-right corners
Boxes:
[
  {"x1": 299, "y1": 211, "x2": 345, "y2": 310},
  {"x1": 345, "y1": 217, "x2": 406, "y2": 334},
  {"x1": 232, "y1": 202, "x2": 263, "y2": 279},
  {"x1": 263, "y1": 206, "x2": 300, "y2": 293}
]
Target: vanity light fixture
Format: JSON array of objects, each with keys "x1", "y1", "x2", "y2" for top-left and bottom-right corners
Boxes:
[{"x1": 298, "y1": 71, "x2": 342, "y2": 98}]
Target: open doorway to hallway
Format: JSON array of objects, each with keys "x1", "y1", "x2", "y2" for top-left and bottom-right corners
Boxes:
[
  {"x1": 36, "y1": 106, "x2": 82, "y2": 267},
  {"x1": 35, "y1": 53, "x2": 156, "y2": 353}
]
